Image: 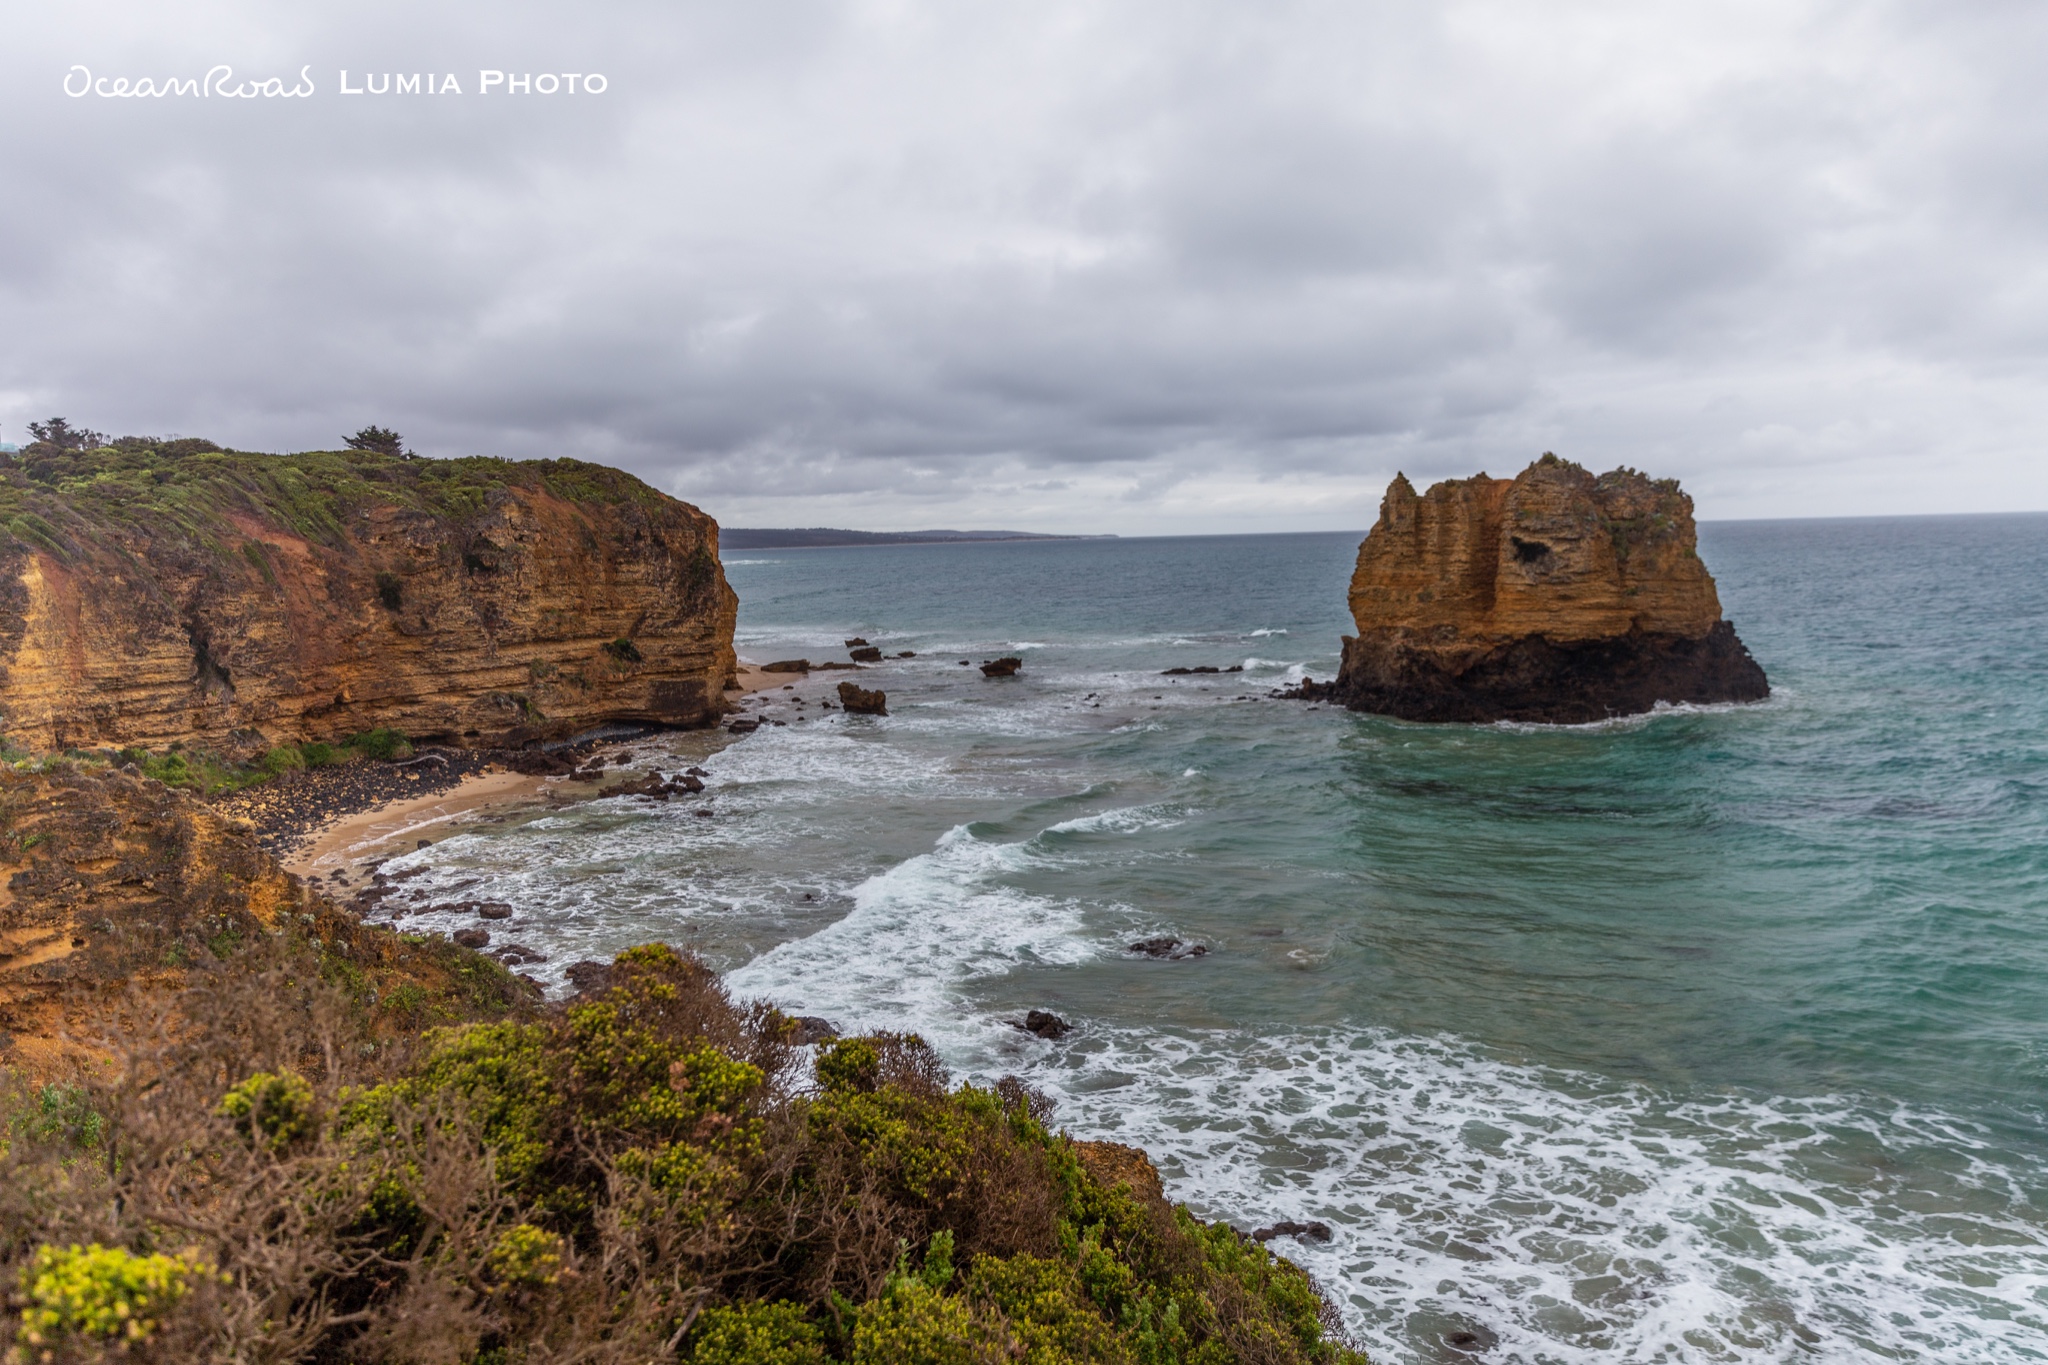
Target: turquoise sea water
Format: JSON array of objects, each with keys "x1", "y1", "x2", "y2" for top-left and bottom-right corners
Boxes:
[{"x1": 376, "y1": 516, "x2": 2048, "y2": 1362}]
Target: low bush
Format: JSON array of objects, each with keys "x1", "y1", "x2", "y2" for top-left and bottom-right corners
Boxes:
[
  {"x1": 259, "y1": 745, "x2": 304, "y2": 775},
  {"x1": 299, "y1": 742, "x2": 338, "y2": 768},
  {"x1": 0, "y1": 944, "x2": 1364, "y2": 1363},
  {"x1": 344, "y1": 728, "x2": 412, "y2": 762}
]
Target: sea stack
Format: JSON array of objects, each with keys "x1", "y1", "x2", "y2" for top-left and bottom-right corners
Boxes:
[{"x1": 1327, "y1": 454, "x2": 1767, "y2": 723}]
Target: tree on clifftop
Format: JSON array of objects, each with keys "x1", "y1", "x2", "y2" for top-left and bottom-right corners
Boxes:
[
  {"x1": 27, "y1": 417, "x2": 109, "y2": 451},
  {"x1": 344, "y1": 424, "x2": 410, "y2": 457}
]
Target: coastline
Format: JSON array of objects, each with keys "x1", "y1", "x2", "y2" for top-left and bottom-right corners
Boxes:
[
  {"x1": 282, "y1": 768, "x2": 545, "y2": 879},
  {"x1": 273, "y1": 663, "x2": 783, "y2": 880}
]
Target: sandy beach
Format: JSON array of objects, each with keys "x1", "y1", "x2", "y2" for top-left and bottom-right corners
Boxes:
[
  {"x1": 279, "y1": 663, "x2": 783, "y2": 880},
  {"x1": 283, "y1": 768, "x2": 545, "y2": 878}
]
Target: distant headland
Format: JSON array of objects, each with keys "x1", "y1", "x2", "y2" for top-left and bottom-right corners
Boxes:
[{"x1": 723, "y1": 527, "x2": 1116, "y2": 549}]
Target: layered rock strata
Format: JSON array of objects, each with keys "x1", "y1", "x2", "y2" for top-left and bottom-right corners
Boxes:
[
  {"x1": 1327, "y1": 454, "x2": 1767, "y2": 723},
  {"x1": 0, "y1": 443, "x2": 737, "y2": 754}
]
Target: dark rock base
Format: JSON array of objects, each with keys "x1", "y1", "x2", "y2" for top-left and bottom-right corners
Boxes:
[{"x1": 1322, "y1": 620, "x2": 1768, "y2": 724}]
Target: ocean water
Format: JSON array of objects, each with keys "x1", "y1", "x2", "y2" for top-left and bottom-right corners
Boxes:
[{"x1": 376, "y1": 517, "x2": 2048, "y2": 1363}]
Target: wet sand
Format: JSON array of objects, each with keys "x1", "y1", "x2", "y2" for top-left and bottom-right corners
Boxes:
[{"x1": 283, "y1": 769, "x2": 545, "y2": 879}]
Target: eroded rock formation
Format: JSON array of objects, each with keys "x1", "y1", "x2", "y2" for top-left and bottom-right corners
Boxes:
[
  {"x1": 1327, "y1": 454, "x2": 1767, "y2": 722},
  {"x1": 0, "y1": 443, "x2": 737, "y2": 754}
]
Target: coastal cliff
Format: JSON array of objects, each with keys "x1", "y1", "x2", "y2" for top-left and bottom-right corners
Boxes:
[
  {"x1": 1329, "y1": 454, "x2": 1767, "y2": 722},
  {"x1": 0, "y1": 441, "x2": 737, "y2": 755}
]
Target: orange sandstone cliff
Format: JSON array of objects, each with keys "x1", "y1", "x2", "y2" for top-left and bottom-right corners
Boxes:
[
  {"x1": 1328, "y1": 454, "x2": 1767, "y2": 722},
  {"x1": 0, "y1": 442, "x2": 737, "y2": 755}
]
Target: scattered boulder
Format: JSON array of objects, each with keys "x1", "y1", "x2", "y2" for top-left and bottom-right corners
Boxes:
[
  {"x1": 837, "y1": 681, "x2": 888, "y2": 715},
  {"x1": 726, "y1": 717, "x2": 763, "y2": 734},
  {"x1": 506, "y1": 750, "x2": 574, "y2": 776},
  {"x1": 494, "y1": 943, "x2": 546, "y2": 966},
  {"x1": 685, "y1": 767, "x2": 709, "y2": 777},
  {"x1": 813, "y1": 660, "x2": 861, "y2": 671},
  {"x1": 1011, "y1": 1009, "x2": 1072, "y2": 1040},
  {"x1": 844, "y1": 637, "x2": 870, "y2": 647},
  {"x1": 1130, "y1": 937, "x2": 1208, "y2": 960},
  {"x1": 1161, "y1": 665, "x2": 1244, "y2": 675},
  {"x1": 895, "y1": 650, "x2": 916, "y2": 658},
  {"x1": 452, "y1": 927, "x2": 491, "y2": 949},
  {"x1": 1251, "y1": 1220, "x2": 1333, "y2": 1244},
  {"x1": 565, "y1": 960, "x2": 613, "y2": 995},
  {"x1": 789, "y1": 1016, "x2": 840, "y2": 1045},
  {"x1": 849, "y1": 646, "x2": 883, "y2": 662},
  {"x1": 761, "y1": 659, "x2": 811, "y2": 673},
  {"x1": 981, "y1": 657, "x2": 1023, "y2": 678},
  {"x1": 476, "y1": 903, "x2": 514, "y2": 920}
]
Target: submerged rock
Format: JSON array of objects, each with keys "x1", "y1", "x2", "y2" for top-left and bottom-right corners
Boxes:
[
  {"x1": 848, "y1": 646, "x2": 883, "y2": 662},
  {"x1": 836, "y1": 680, "x2": 888, "y2": 715},
  {"x1": 761, "y1": 659, "x2": 811, "y2": 673},
  {"x1": 1321, "y1": 454, "x2": 1768, "y2": 723},
  {"x1": 451, "y1": 927, "x2": 490, "y2": 949},
  {"x1": 980, "y1": 657, "x2": 1023, "y2": 678},
  {"x1": 1129, "y1": 937, "x2": 1208, "y2": 960}
]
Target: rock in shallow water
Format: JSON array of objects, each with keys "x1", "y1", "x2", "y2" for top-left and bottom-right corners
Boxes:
[
  {"x1": 452, "y1": 928, "x2": 490, "y2": 949},
  {"x1": 836, "y1": 681, "x2": 888, "y2": 715},
  {"x1": 1251, "y1": 1220, "x2": 1333, "y2": 1244},
  {"x1": 980, "y1": 657, "x2": 1023, "y2": 678},
  {"x1": 1011, "y1": 1009, "x2": 1072, "y2": 1039},
  {"x1": 790, "y1": 1016, "x2": 839, "y2": 1044}
]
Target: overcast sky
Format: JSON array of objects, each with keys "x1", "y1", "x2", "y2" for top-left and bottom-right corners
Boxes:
[{"x1": 3, "y1": 2, "x2": 2043, "y2": 532}]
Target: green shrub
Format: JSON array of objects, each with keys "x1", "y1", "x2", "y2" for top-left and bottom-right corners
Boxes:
[
  {"x1": 486, "y1": 1224, "x2": 565, "y2": 1287},
  {"x1": 686, "y1": 1301, "x2": 827, "y2": 1364},
  {"x1": 602, "y1": 636, "x2": 643, "y2": 663},
  {"x1": 16, "y1": 1243, "x2": 213, "y2": 1346},
  {"x1": 300, "y1": 741, "x2": 338, "y2": 767},
  {"x1": 345, "y1": 727, "x2": 412, "y2": 761},
  {"x1": 261, "y1": 744, "x2": 305, "y2": 775},
  {"x1": 217, "y1": 1070, "x2": 316, "y2": 1150}
]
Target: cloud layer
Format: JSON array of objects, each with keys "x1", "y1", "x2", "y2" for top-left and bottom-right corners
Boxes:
[{"x1": 4, "y1": 0, "x2": 2044, "y2": 530}]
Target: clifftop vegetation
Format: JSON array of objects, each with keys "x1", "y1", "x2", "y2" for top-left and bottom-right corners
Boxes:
[
  {"x1": 0, "y1": 940, "x2": 1364, "y2": 1364},
  {"x1": 0, "y1": 431, "x2": 668, "y2": 565}
]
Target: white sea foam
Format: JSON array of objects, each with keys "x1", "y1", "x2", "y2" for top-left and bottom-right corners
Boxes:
[
  {"x1": 709, "y1": 804, "x2": 2048, "y2": 1365},
  {"x1": 727, "y1": 823, "x2": 1100, "y2": 1031},
  {"x1": 1027, "y1": 1027, "x2": 2048, "y2": 1364}
]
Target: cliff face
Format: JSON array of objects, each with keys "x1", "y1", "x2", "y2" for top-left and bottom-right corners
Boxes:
[
  {"x1": 1332, "y1": 454, "x2": 1767, "y2": 722},
  {"x1": 0, "y1": 764, "x2": 529, "y2": 1077},
  {"x1": 0, "y1": 443, "x2": 737, "y2": 755}
]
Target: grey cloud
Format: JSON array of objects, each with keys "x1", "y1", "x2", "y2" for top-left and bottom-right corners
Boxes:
[{"x1": 2, "y1": 0, "x2": 2045, "y2": 530}]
